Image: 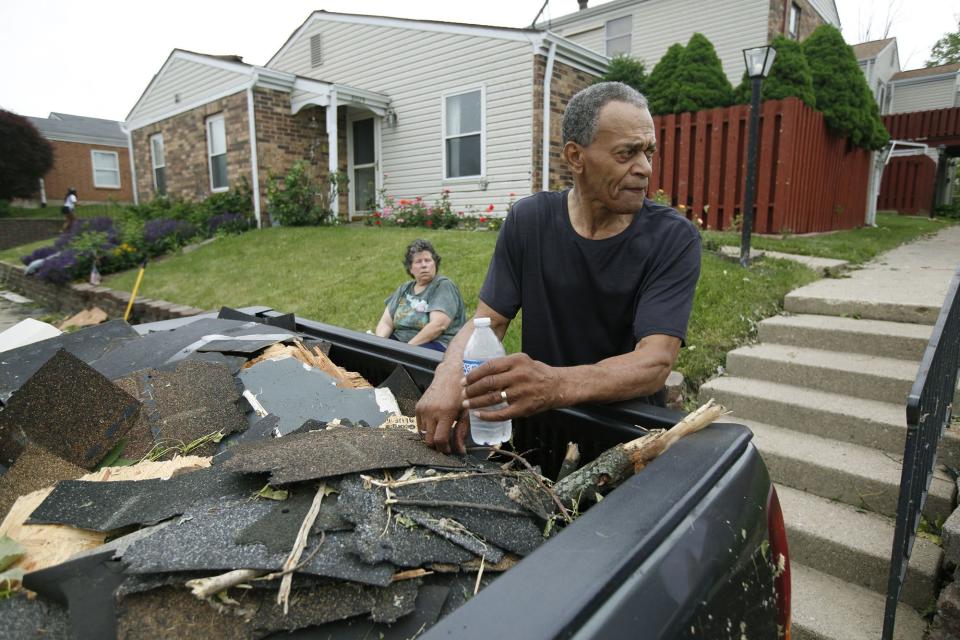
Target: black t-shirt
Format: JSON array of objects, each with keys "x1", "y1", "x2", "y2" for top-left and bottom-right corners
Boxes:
[{"x1": 479, "y1": 189, "x2": 701, "y2": 374}]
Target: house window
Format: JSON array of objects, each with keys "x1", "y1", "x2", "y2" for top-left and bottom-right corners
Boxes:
[
  {"x1": 788, "y1": 3, "x2": 801, "y2": 40},
  {"x1": 443, "y1": 88, "x2": 484, "y2": 180},
  {"x1": 91, "y1": 150, "x2": 121, "y2": 189},
  {"x1": 206, "y1": 114, "x2": 228, "y2": 192},
  {"x1": 150, "y1": 134, "x2": 166, "y2": 196},
  {"x1": 605, "y1": 15, "x2": 632, "y2": 57}
]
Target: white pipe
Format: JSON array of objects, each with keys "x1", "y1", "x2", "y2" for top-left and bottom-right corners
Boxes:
[
  {"x1": 541, "y1": 41, "x2": 557, "y2": 193},
  {"x1": 122, "y1": 124, "x2": 139, "y2": 205},
  {"x1": 246, "y1": 82, "x2": 263, "y2": 228},
  {"x1": 326, "y1": 89, "x2": 339, "y2": 219}
]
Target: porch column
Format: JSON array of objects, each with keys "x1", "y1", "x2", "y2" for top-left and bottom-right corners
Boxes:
[{"x1": 326, "y1": 89, "x2": 339, "y2": 219}]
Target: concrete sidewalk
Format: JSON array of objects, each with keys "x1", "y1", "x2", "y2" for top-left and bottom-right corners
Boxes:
[
  {"x1": 785, "y1": 225, "x2": 960, "y2": 324},
  {"x1": 702, "y1": 223, "x2": 960, "y2": 640}
]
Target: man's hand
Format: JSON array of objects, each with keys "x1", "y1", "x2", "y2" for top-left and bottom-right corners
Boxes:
[
  {"x1": 462, "y1": 353, "x2": 563, "y2": 421},
  {"x1": 416, "y1": 364, "x2": 469, "y2": 455}
]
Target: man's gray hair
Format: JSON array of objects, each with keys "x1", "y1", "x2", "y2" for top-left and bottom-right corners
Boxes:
[{"x1": 562, "y1": 82, "x2": 649, "y2": 147}]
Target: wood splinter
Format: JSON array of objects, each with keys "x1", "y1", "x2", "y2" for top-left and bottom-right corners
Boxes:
[{"x1": 553, "y1": 399, "x2": 728, "y2": 508}]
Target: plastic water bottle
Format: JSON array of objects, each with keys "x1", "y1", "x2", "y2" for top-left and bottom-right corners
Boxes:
[{"x1": 462, "y1": 317, "x2": 512, "y2": 445}]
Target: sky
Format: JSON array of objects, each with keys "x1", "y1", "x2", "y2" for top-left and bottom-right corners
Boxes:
[{"x1": 0, "y1": 0, "x2": 956, "y2": 122}]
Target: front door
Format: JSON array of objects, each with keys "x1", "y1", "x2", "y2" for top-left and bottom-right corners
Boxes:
[{"x1": 348, "y1": 115, "x2": 379, "y2": 220}]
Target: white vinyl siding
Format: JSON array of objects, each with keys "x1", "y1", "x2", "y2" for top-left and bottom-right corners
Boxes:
[
  {"x1": 565, "y1": 26, "x2": 604, "y2": 52},
  {"x1": 205, "y1": 114, "x2": 228, "y2": 192},
  {"x1": 605, "y1": 16, "x2": 632, "y2": 57},
  {"x1": 91, "y1": 150, "x2": 121, "y2": 188},
  {"x1": 443, "y1": 87, "x2": 485, "y2": 180},
  {"x1": 891, "y1": 77, "x2": 959, "y2": 113},
  {"x1": 551, "y1": 0, "x2": 769, "y2": 84},
  {"x1": 128, "y1": 57, "x2": 249, "y2": 125},
  {"x1": 150, "y1": 134, "x2": 166, "y2": 195},
  {"x1": 268, "y1": 18, "x2": 534, "y2": 212}
]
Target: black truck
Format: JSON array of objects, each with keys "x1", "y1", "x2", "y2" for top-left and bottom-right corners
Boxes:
[{"x1": 255, "y1": 309, "x2": 792, "y2": 640}]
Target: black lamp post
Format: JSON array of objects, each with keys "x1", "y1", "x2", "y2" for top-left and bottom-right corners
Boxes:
[{"x1": 740, "y1": 45, "x2": 777, "y2": 267}]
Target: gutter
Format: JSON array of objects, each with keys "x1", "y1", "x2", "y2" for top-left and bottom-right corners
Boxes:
[
  {"x1": 541, "y1": 41, "x2": 557, "y2": 193},
  {"x1": 247, "y1": 78, "x2": 263, "y2": 228},
  {"x1": 120, "y1": 124, "x2": 139, "y2": 206}
]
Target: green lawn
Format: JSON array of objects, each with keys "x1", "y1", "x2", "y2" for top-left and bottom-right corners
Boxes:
[
  {"x1": 703, "y1": 212, "x2": 955, "y2": 263},
  {"x1": 5, "y1": 211, "x2": 950, "y2": 390},
  {"x1": 1, "y1": 203, "x2": 125, "y2": 220},
  {"x1": 0, "y1": 238, "x2": 54, "y2": 264},
  {"x1": 98, "y1": 226, "x2": 814, "y2": 389}
]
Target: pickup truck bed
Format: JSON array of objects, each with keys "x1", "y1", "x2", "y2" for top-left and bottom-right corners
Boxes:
[{"x1": 263, "y1": 310, "x2": 789, "y2": 639}]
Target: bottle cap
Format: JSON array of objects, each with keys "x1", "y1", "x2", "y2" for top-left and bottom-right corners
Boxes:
[{"x1": 473, "y1": 317, "x2": 491, "y2": 328}]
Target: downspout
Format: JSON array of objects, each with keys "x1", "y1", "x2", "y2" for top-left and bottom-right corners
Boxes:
[
  {"x1": 246, "y1": 79, "x2": 263, "y2": 228},
  {"x1": 541, "y1": 40, "x2": 557, "y2": 193},
  {"x1": 122, "y1": 124, "x2": 139, "y2": 205},
  {"x1": 326, "y1": 88, "x2": 339, "y2": 219}
]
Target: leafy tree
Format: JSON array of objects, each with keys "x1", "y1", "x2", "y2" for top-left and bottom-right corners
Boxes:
[
  {"x1": 0, "y1": 109, "x2": 54, "y2": 201},
  {"x1": 926, "y1": 22, "x2": 960, "y2": 67},
  {"x1": 733, "y1": 37, "x2": 816, "y2": 107},
  {"x1": 803, "y1": 24, "x2": 888, "y2": 150},
  {"x1": 760, "y1": 36, "x2": 816, "y2": 107},
  {"x1": 646, "y1": 43, "x2": 685, "y2": 115},
  {"x1": 600, "y1": 54, "x2": 647, "y2": 94},
  {"x1": 672, "y1": 33, "x2": 733, "y2": 113}
]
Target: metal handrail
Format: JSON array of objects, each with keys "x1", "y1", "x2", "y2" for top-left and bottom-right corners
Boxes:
[{"x1": 883, "y1": 266, "x2": 960, "y2": 639}]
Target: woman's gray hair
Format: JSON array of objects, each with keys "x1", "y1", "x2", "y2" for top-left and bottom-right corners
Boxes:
[
  {"x1": 562, "y1": 82, "x2": 649, "y2": 147},
  {"x1": 403, "y1": 238, "x2": 441, "y2": 277}
]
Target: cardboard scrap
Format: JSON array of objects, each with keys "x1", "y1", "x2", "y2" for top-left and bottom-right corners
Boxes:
[
  {"x1": 58, "y1": 307, "x2": 108, "y2": 330},
  {"x1": 0, "y1": 456, "x2": 210, "y2": 576}
]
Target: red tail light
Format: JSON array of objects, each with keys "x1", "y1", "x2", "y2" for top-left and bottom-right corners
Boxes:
[{"x1": 767, "y1": 485, "x2": 791, "y2": 639}]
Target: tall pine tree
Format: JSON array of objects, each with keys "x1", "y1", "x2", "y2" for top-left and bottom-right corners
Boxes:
[
  {"x1": 600, "y1": 54, "x2": 647, "y2": 94},
  {"x1": 803, "y1": 24, "x2": 888, "y2": 149},
  {"x1": 646, "y1": 43, "x2": 685, "y2": 115},
  {"x1": 672, "y1": 33, "x2": 733, "y2": 113}
]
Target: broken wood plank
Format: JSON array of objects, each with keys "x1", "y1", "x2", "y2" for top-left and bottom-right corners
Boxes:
[{"x1": 553, "y1": 400, "x2": 726, "y2": 508}]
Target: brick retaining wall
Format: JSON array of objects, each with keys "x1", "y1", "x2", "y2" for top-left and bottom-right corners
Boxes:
[
  {"x1": 0, "y1": 219, "x2": 62, "y2": 251},
  {"x1": 0, "y1": 260, "x2": 205, "y2": 324}
]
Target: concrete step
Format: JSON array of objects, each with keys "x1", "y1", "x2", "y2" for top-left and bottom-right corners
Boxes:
[
  {"x1": 792, "y1": 563, "x2": 927, "y2": 640},
  {"x1": 757, "y1": 313, "x2": 932, "y2": 361},
  {"x1": 784, "y1": 287, "x2": 943, "y2": 324},
  {"x1": 743, "y1": 420, "x2": 954, "y2": 520},
  {"x1": 724, "y1": 343, "x2": 951, "y2": 405},
  {"x1": 700, "y1": 376, "x2": 960, "y2": 469},
  {"x1": 776, "y1": 484, "x2": 941, "y2": 610}
]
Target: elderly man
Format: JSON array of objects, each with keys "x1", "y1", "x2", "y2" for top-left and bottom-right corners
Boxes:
[{"x1": 417, "y1": 82, "x2": 701, "y2": 454}]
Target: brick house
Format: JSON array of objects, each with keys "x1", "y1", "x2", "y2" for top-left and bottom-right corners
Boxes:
[
  {"x1": 26, "y1": 113, "x2": 134, "y2": 206},
  {"x1": 124, "y1": 15, "x2": 609, "y2": 226},
  {"x1": 539, "y1": 0, "x2": 840, "y2": 84}
]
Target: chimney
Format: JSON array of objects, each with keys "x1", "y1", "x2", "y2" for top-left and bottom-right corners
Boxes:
[{"x1": 578, "y1": 0, "x2": 588, "y2": 9}]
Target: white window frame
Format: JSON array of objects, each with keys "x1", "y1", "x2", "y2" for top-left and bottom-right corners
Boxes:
[
  {"x1": 788, "y1": 3, "x2": 801, "y2": 39},
  {"x1": 91, "y1": 149, "x2": 121, "y2": 189},
  {"x1": 206, "y1": 113, "x2": 228, "y2": 193},
  {"x1": 346, "y1": 112, "x2": 382, "y2": 220},
  {"x1": 441, "y1": 85, "x2": 485, "y2": 182},
  {"x1": 150, "y1": 133, "x2": 166, "y2": 195},
  {"x1": 604, "y1": 15, "x2": 633, "y2": 57}
]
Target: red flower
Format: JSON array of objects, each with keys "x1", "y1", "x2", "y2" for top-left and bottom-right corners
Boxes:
[
  {"x1": 509, "y1": 192, "x2": 516, "y2": 197},
  {"x1": 374, "y1": 212, "x2": 381, "y2": 218},
  {"x1": 425, "y1": 219, "x2": 434, "y2": 227},
  {"x1": 479, "y1": 216, "x2": 487, "y2": 223},
  {"x1": 486, "y1": 204, "x2": 495, "y2": 213},
  {"x1": 375, "y1": 220, "x2": 382, "y2": 226},
  {"x1": 399, "y1": 199, "x2": 411, "y2": 206},
  {"x1": 457, "y1": 211, "x2": 463, "y2": 216},
  {"x1": 415, "y1": 196, "x2": 423, "y2": 202}
]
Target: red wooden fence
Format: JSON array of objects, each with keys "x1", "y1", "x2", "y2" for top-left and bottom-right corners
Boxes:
[
  {"x1": 882, "y1": 106, "x2": 960, "y2": 146},
  {"x1": 877, "y1": 155, "x2": 937, "y2": 215},
  {"x1": 649, "y1": 97, "x2": 871, "y2": 234}
]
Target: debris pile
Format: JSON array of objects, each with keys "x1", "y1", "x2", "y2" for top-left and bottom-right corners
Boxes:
[{"x1": 0, "y1": 308, "x2": 559, "y2": 639}]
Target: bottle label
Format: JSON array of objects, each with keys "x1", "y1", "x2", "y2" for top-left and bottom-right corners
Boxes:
[{"x1": 462, "y1": 359, "x2": 484, "y2": 376}]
